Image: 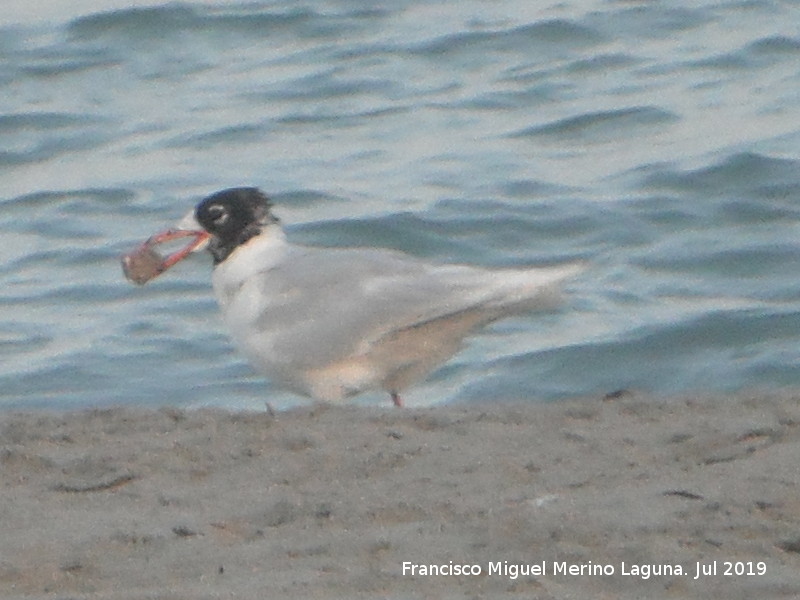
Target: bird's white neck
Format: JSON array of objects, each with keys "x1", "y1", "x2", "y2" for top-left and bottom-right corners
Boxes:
[{"x1": 211, "y1": 225, "x2": 288, "y2": 307}]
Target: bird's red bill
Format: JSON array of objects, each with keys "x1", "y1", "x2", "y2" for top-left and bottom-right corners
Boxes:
[{"x1": 122, "y1": 229, "x2": 210, "y2": 285}]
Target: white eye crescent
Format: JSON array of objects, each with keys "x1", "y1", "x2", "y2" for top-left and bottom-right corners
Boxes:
[{"x1": 208, "y1": 204, "x2": 229, "y2": 226}]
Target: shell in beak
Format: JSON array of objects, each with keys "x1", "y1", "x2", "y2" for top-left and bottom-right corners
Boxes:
[{"x1": 122, "y1": 212, "x2": 210, "y2": 285}]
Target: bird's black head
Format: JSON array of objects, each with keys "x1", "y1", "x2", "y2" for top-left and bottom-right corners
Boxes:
[{"x1": 195, "y1": 187, "x2": 279, "y2": 264}]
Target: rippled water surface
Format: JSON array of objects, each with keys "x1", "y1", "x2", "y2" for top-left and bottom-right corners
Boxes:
[{"x1": 3, "y1": 0, "x2": 800, "y2": 410}]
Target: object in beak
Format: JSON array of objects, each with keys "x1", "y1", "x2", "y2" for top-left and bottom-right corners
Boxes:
[{"x1": 122, "y1": 228, "x2": 210, "y2": 285}]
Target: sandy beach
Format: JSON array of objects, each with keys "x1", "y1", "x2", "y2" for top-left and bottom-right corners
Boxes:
[{"x1": 2, "y1": 391, "x2": 800, "y2": 599}]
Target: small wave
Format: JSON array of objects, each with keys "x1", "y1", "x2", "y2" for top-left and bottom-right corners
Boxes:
[
  {"x1": 582, "y1": 6, "x2": 713, "y2": 40},
  {"x1": 0, "y1": 111, "x2": 98, "y2": 132},
  {"x1": 2, "y1": 188, "x2": 135, "y2": 212},
  {"x1": 565, "y1": 52, "x2": 640, "y2": 74},
  {"x1": 69, "y1": 4, "x2": 306, "y2": 38},
  {"x1": 0, "y1": 323, "x2": 51, "y2": 353},
  {"x1": 413, "y1": 18, "x2": 603, "y2": 58},
  {"x1": 67, "y1": 4, "x2": 383, "y2": 43},
  {"x1": 463, "y1": 307, "x2": 800, "y2": 401},
  {"x1": 511, "y1": 106, "x2": 677, "y2": 140},
  {"x1": 677, "y1": 35, "x2": 800, "y2": 72},
  {"x1": 167, "y1": 124, "x2": 268, "y2": 149},
  {"x1": 69, "y1": 4, "x2": 202, "y2": 37},
  {"x1": 254, "y1": 74, "x2": 399, "y2": 103},
  {"x1": 496, "y1": 179, "x2": 574, "y2": 199},
  {"x1": 274, "y1": 106, "x2": 407, "y2": 130},
  {"x1": 747, "y1": 35, "x2": 800, "y2": 56},
  {"x1": 637, "y1": 244, "x2": 800, "y2": 279},
  {"x1": 0, "y1": 138, "x2": 111, "y2": 167},
  {"x1": 0, "y1": 363, "x2": 99, "y2": 401},
  {"x1": 0, "y1": 112, "x2": 114, "y2": 166},
  {"x1": 19, "y1": 53, "x2": 118, "y2": 78},
  {"x1": 272, "y1": 190, "x2": 349, "y2": 208},
  {"x1": 641, "y1": 152, "x2": 800, "y2": 198},
  {"x1": 293, "y1": 213, "x2": 463, "y2": 258}
]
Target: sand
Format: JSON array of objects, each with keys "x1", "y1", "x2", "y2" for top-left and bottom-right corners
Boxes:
[{"x1": 2, "y1": 391, "x2": 800, "y2": 599}]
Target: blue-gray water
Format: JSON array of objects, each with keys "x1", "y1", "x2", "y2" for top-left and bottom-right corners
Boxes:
[{"x1": 2, "y1": 0, "x2": 800, "y2": 410}]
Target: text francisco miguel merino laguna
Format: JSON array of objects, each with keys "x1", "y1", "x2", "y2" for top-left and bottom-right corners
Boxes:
[{"x1": 402, "y1": 560, "x2": 767, "y2": 580}]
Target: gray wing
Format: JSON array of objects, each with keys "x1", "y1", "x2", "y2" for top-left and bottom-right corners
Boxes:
[{"x1": 248, "y1": 245, "x2": 578, "y2": 369}]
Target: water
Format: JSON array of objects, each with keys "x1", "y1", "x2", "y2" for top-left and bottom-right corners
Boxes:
[{"x1": 2, "y1": 0, "x2": 800, "y2": 411}]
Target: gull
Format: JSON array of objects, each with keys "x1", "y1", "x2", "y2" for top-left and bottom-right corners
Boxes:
[{"x1": 123, "y1": 187, "x2": 582, "y2": 406}]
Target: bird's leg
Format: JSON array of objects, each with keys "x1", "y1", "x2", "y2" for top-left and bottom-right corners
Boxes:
[{"x1": 390, "y1": 392, "x2": 404, "y2": 408}]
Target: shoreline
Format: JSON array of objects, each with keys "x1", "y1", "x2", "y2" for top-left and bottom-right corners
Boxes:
[{"x1": 2, "y1": 392, "x2": 800, "y2": 598}]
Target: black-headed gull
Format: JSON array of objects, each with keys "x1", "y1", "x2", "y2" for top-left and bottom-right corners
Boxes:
[{"x1": 123, "y1": 187, "x2": 583, "y2": 406}]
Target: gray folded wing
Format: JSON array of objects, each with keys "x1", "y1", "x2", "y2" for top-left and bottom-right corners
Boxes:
[{"x1": 245, "y1": 245, "x2": 581, "y2": 369}]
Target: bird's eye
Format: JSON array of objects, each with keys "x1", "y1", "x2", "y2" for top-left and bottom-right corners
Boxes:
[{"x1": 207, "y1": 204, "x2": 229, "y2": 227}]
